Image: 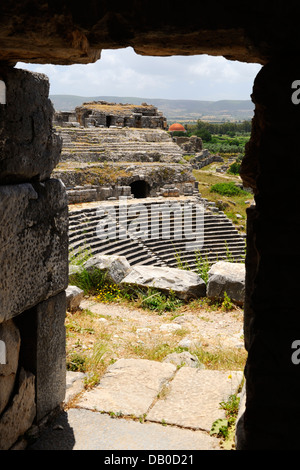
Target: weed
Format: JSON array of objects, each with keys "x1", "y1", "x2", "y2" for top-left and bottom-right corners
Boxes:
[
  {"x1": 84, "y1": 341, "x2": 109, "y2": 388},
  {"x1": 191, "y1": 345, "x2": 246, "y2": 371},
  {"x1": 127, "y1": 342, "x2": 181, "y2": 362},
  {"x1": 224, "y1": 241, "x2": 234, "y2": 262},
  {"x1": 194, "y1": 251, "x2": 212, "y2": 283},
  {"x1": 66, "y1": 352, "x2": 87, "y2": 372},
  {"x1": 174, "y1": 248, "x2": 190, "y2": 271},
  {"x1": 210, "y1": 419, "x2": 229, "y2": 439},
  {"x1": 69, "y1": 245, "x2": 92, "y2": 267},
  {"x1": 221, "y1": 292, "x2": 234, "y2": 311},
  {"x1": 210, "y1": 394, "x2": 241, "y2": 447},
  {"x1": 220, "y1": 393, "x2": 240, "y2": 427},
  {"x1": 136, "y1": 288, "x2": 183, "y2": 314},
  {"x1": 139, "y1": 413, "x2": 147, "y2": 423},
  {"x1": 70, "y1": 267, "x2": 183, "y2": 313}
]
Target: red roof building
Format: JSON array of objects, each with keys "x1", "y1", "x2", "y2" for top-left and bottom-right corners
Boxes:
[{"x1": 168, "y1": 123, "x2": 186, "y2": 132}]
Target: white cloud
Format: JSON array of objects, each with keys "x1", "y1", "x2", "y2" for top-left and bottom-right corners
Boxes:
[{"x1": 16, "y1": 47, "x2": 262, "y2": 100}]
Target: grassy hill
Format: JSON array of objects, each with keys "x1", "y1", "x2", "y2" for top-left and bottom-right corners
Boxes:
[{"x1": 50, "y1": 95, "x2": 254, "y2": 122}]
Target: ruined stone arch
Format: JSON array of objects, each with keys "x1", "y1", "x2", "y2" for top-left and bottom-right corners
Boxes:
[{"x1": 129, "y1": 179, "x2": 151, "y2": 198}]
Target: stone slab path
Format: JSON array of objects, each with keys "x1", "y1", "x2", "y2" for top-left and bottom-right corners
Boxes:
[{"x1": 28, "y1": 357, "x2": 243, "y2": 451}]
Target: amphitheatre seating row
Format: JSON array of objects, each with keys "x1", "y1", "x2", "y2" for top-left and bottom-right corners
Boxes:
[
  {"x1": 69, "y1": 199, "x2": 246, "y2": 270},
  {"x1": 56, "y1": 127, "x2": 184, "y2": 162}
]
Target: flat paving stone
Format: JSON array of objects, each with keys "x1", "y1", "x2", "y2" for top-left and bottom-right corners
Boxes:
[
  {"x1": 77, "y1": 358, "x2": 176, "y2": 417},
  {"x1": 147, "y1": 368, "x2": 243, "y2": 432},
  {"x1": 28, "y1": 408, "x2": 221, "y2": 450}
]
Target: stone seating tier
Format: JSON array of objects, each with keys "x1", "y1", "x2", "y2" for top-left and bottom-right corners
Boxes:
[
  {"x1": 56, "y1": 127, "x2": 184, "y2": 163},
  {"x1": 68, "y1": 200, "x2": 246, "y2": 270}
]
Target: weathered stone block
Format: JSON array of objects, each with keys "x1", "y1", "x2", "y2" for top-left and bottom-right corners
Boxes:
[
  {"x1": 77, "y1": 358, "x2": 176, "y2": 416},
  {"x1": 121, "y1": 265, "x2": 206, "y2": 300},
  {"x1": 84, "y1": 254, "x2": 131, "y2": 284},
  {"x1": 207, "y1": 261, "x2": 245, "y2": 304},
  {"x1": 147, "y1": 368, "x2": 243, "y2": 431},
  {"x1": 15, "y1": 291, "x2": 67, "y2": 422},
  {"x1": 0, "y1": 179, "x2": 68, "y2": 322},
  {"x1": 0, "y1": 66, "x2": 61, "y2": 184},
  {"x1": 0, "y1": 368, "x2": 36, "y2": 450}
]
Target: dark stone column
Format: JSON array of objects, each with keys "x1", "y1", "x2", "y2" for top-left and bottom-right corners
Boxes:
[
  {"x1": 0, "y1": 65, "x2": 68, "y2": 446},
  {"x1": 238, "y1": 58, "x2": 300, "y2": 450},
  {"x1": 243, "y1": 205, "x2": 259, "y2": 352},
  {"x1": 16, "y1": 292, "x2": 67, "y2": 422}
]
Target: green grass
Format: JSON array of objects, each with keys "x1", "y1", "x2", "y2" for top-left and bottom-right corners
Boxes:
[
  {"x1": 210, "y1": 182, "x2": 248, "y2": 197},
  {"x1": 70, "y1": 267, "x2": 184, "y2": 313},
  {"x1": 204, "y1": 133, "x2": 250, "y2": 154},
  {"x1": 192, "y1": 170, "x2": 251, "y2": 231}
]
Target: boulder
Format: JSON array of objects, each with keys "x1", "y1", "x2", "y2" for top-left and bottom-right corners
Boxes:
[
  {"x1": 121, "y1": 265, "x2": 206, "y2": 300},
  {"x1": 207, "y1": 261, "x2": 245, "y2": 304},
  {"x1": 66, "y1": 286, "x2": 84, "y2": 310},
  {"x1": 84, "y1": 254, "x2": 131, "y2": 284},
  {"x1": 163, "y1": 351, "x2": 202, "y2": 369}
]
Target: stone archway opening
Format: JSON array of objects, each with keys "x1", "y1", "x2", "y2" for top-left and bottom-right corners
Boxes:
[
  {"x1": 106, "y1": 115, "x2": 112, "y2": 127},
  {"x1": 130, "y1": 180, "x2": 150, "y2": 198}
]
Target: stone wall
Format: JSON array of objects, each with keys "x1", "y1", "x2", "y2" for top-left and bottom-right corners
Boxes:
[
  {"x1": 53, "y1": 125, "x2": 195, "y2": 203},
  {"x1": 0, "y1": 66, "x2": 68, "y2": 450},
  {"x1": 236, "y1": 58, "x2": 300, "y2": 450},
  {"x1": 53, "y1": 162, "x2": 197, "y2": 204},
  {"x1": 54, "y1": 101, "x2": 167, "y2": 130},
  {"x1": 172, "y1": 135, "x2": 203, "y2": 154}
]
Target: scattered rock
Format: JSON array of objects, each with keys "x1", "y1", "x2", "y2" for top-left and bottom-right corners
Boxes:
[
  {"x1": 136, "y1": 328, "x2": 152, "y2": 334},
  {"x1": 65, "y1": 371, "x2": 87, "y2": 404},
  {"x1": 66, "y1": 285, "x2": 84, "y2": 310},
  {"x1": 96, "y1": 317, "x2": 108, "y2": 323},
  {"x1": 121, "y1": 265, "x2": 206, "y2": 301},
  {"x1": 84, "y1": 254, "x2": 131, "y2": 284},
  {"x1": 207, "y1": 261, "x2": 245, "y2": 305},
  {"x1": 159, "y1": 323, "x2": 182, "y2": 332},
  {"x1": 163, "y1": 351, "x2": 202, "y2": 368},
  {"x1": 178, "y1": 338, "x2": 202, "y2": 349}
]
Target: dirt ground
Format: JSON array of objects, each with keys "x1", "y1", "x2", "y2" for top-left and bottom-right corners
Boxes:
[{"x1": 66, "y1": 297, "x2": 247, "y2": 378}]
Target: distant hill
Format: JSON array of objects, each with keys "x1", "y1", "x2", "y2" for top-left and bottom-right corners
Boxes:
[{"x1": 50, "y1": 95, "x2": 254, "y2": 122}]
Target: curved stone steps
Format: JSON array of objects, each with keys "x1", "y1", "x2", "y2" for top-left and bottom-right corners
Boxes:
[{"x1": 68, "y1": 199, "x2": 246, "y2": 271}]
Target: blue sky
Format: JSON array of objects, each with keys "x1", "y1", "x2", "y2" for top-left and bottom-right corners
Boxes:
[{"x1": 16, "y1": 47, "x2": 262, "y2": 101}]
